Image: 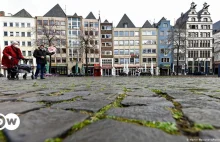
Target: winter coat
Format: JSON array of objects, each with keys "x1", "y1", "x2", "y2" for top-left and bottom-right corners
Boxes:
[
  {"x1": 33, "y1": 48, "x2": 52, "y2": 64},
  {"x1": 2, "y1": 45, "x2": 24, "y2": 68}
]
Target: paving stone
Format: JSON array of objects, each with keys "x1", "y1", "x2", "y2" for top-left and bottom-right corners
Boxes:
[
  {"x1": 0, "y1": 102, "x2": 44, "y2": 115},
  {"x1": 23, "y1": 91, "x2": 91, "y2": 103},
  {"x1": 107, "y1": 106, "x2": 175, "y2": 122},
  {"x1": 126, "y1": 90, "x2": 156, "y2": 97},
  {"x1": 183, "y1": 108, "x2": 220, "y2": 127},
  {"x1": 4, "y1": 109, "x2": 89, "y2": 142},
  {"x1": 199, "y1": 130, "x2": 220, "y2": 140},
  {"x1": 121, "y1": 96, "x2": 174, "y2": 107},
  {"x1": 175, "y1": 99, "x2": 220, "y2": 109},
  {"x1": 51, "y1": 99, "x2": 112, "y2": 112},
  {"x1": 64, "y1": 119, "x2": 187, "y2": 142}
]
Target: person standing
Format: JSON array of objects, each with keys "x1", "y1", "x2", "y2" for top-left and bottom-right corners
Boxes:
[
  {"x1": 33, "y1": 45, "x2": 54, "y2": 79},
  {"x1": 2, "y1": 41, "x2": 25, "y2": 79}
]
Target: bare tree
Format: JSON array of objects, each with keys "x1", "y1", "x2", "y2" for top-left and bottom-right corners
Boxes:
[
  {"x1": 167, "y1": 16, "x2": 188, "y2": 75},
  {"x1": 79, "y1": 28, "x2": 99, "y2": 76},
  {"x1": 33, "y1": 18, "x2": 66, "y2": 73}
]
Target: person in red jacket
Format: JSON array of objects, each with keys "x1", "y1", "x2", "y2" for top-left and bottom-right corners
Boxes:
[{"x1": 2, "y1": 41, "x2": 25, "y2": 79}]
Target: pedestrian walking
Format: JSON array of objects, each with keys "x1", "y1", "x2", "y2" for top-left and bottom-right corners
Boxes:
[
  {"x1": 2, "y1": 41, "x2": 26, "y2": 79},
  {"x1": 33, "y1": 45, "x2": 54, "y2": 79}
]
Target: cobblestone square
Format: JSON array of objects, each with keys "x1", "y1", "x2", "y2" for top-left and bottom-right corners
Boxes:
[{"x1": 0, "y1": 77, "x2": 220, "y2": 142}]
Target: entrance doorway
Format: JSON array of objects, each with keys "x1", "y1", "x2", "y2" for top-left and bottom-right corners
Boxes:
[
  {"x1": 103, "y1": 69, "x2": 112, "y2": 76},
  {"x1": 72, "y1": 66, "x2": 81, "y2": 74}
]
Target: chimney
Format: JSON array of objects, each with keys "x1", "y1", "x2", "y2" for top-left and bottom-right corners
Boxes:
[{"x1": 0, "y1": 11, "x2": 5, "y2": 16}]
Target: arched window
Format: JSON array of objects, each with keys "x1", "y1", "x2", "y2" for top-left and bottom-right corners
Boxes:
[
  {"x1": 191, "y1": 18, "x2": 195, "y2": 22},
  {"x1": 204, "y1": 18, "x2": 208, "y2": 22}
]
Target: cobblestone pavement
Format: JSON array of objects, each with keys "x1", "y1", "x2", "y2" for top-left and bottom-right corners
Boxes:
[{"x1": 0, "y1": 76, "x2": 220, "y2": 142}]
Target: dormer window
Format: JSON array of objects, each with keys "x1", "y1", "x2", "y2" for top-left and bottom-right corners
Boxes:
[
  {"x1": 123, "y1": 23, "x2": 128, "y2": 28},
  {"x1": 191, "y1": 18, "x2": 195, "y2": 22},
  {"x1": 204, "y1": 18, "x2": 208, "y2": 22},
  {"x1": 204, "y1": 12, "x2": 207, "y2": 15}
]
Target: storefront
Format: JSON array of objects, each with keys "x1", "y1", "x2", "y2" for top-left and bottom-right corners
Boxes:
[
  {"x1": 102, "y1": 65, "x2": 112, "y2": 76},
  {"x1": 159, "y1": 64, "x2": 171, "y2": 76},
  {"x1": 51, "y1": 66, "x2": 67, "y2": 75},
  {"x1": 94, "y1": 64, "x2": 101, "y2": 76}
]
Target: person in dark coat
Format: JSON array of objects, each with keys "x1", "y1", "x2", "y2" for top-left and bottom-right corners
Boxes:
[
  {"x1": 2, "y1": 41, "x2": 25, "y2": 79},
  {"x1": 33, "y1": 45, "x2": 54, "y2": 79}
]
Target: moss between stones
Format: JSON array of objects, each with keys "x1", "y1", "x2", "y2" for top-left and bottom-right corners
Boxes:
[
  {"x1": 45, "y1": 138, "x2": 62, "y2": 142},
  {"x1": 0, "y1": 131, "x2": 7, "y2": 142},
  {"x1": 106, "y1": 116, "x2": 179, "y2": 135},
  {"x1": 192, "y1": 123, "x2": 215, "y2": 131},
  {"x1": 166, "y1": 108, "x2": 183, "y2": 120}
]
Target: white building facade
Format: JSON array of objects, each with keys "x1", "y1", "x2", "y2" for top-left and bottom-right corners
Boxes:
[{"x1": 0, "y1": 9, "x2": 36, "y2": 76}]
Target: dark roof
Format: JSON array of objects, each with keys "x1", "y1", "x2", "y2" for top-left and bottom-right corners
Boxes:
[
  {"x1": 104, "y1": 19, "x2": 109, "y2": 23},
  {"x1": 213, "y1": 21, "x2": 220, "y2": 32},
  {"x1": 155, "y1": 17, "x2": 167, "y2": 27},
  {"x1": 73, "y1": 13, "x2": 78, "y2": 16},
  {"x1": 175, "y1": 10, "x2": 190, "y2": 26},
  {"x1": 116, "y1": 14, "x2": 136, "y2": 28},
  {"x1": 44, "y1": 4, "x2": 66, "y2": 17},
  {"x1": 13, "y1": 9, "x2": 32, "y2": 18},
  {"x1": 86, "y1": 12, "x2": 96, "y2": 19},
  {"x1": 142, "y1": 20, "x2": 153, "y2": 28}
]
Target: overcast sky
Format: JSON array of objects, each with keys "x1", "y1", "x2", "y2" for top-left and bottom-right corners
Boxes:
[{"x1": 1, "y1": 0, "x2": 219, "y2": 27}]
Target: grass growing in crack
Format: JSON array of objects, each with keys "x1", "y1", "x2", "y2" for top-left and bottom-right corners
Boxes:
[
  {"x1": 45, "y1": 138, "x2": 62, "y2": 142},
  {"x1": 167, "y1": 108, "x2": 183, "y2": 120},
  {"x1": 32, "y1": 82, "x2": 39, "y2": 87},
  {"x1": 123, "y1": 87, "x2": 132, "y2": 93},
  {"x1": 193, "y1": 124, "x2": 215, "y2": 131},
  {"x1": 106, "y1": 116, "x2": 179, "y2": 135},
  {"x1": 0, "y1": 131, "x2": 6, "y2": 142}
]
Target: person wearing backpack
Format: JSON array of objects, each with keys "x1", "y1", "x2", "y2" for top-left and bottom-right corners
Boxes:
[{"x1": 33, "y1": 45, "x2": 54, "y2": 79}]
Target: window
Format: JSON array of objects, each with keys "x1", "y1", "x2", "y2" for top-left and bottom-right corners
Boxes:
[
  {"x1": 135, "y1": 40, "x2": 139, "y2": 45},
  {"x1": 21, "y1": 32, "x2": 25, "y2": 37},
  {"x1": 37, "y1": 20, "x2": 42, "y2": 25},
  {"x1": 90, "y1": 58, "x2": 94, "y2": 62},
  {"x1": 22, "y1": 41, "x2": 25, "y2": 46},
  {"x1": 27, "y1": 23, "x2": 31, "y2": 27},
  {"x1": 135, "y1": 49, "x2": 139, "y2": 55},
  {"x1": 135, "y1": 31, "x2": 139, "y2": 36},
  {"x1": 120, "y1": 49, "x2": 124, "y2": 55},
  {"x1": 94, "y1": 58, "x2": 99, "y2": 62},
  {"x1": 115, "y1": 58, "x2": 119, "y2": 64},
  {"x1": 129, "y1": 40, "x2": 134, "y2": 46},
  {"x1": 22, "y1": 51, "x2": 26, "y2": 56},
  {"x1": 135, "y1": 58, "x2": 139, "y2": 64},
  {"x1": 130, "y1": 31, "x2": 134, "y2": 36},
  {"x1": 89, "y1": 22, "x2": 94, "y2": 27},
  {"x1": 160, "y1": 31, "x2": 164, "y2": 36},
  {"x1": 106, "y1": 34, "x2": 112, "y2": 38},
  {"x1": 4, "y1": 31, "x2": 7, "y2": 36},
  {"x1": 4, "y1": 22, "x2": 7, "y2": 27},
  {"x1": 28, "y1": 51, "x2": 32, "y2": 56},
  {"x1": 204, "y1": 18, "x2": 208, "y2": 22},
  {"x1": 161, "y1": 49, "x2": 164, "y2": 54},
  {"x1": 120, "y1": 58, "x2": 124, "y2": 64},
  {"x1": 4, "y1": 41, "x2": 8, "y2": 46},
  {"x1": 95, "y1": 22, "x2": 99, "y2": 28},
  {"x1": 21, "y1": 23, "x2": 25, "y2": 27},
  {"x1": 152, "y1": 49, "x2": 156, "y2": 53},
  {"x1": 15, "y1": 22, "x2": 19, "y2": 27},
  {"x1": 114, "y1": 31, "x2": 118, "y2": 37},
  {"x1": 130, "y1": 58, "x2": 134, "y2": 63},
  {"x1": 124, "y1": 49, "x2": 129, "y2": 55},
  {"x1": 119, "y1": 41, "x2": 124, "y2": 46},
  {"x1": 10, "y1": 32, "x2": 13, "y2": 36},
  {"x1": 130, "y1": 49, "x2": 134, "y2": 55},
  {"x1": 84, "y1": 21, "x2": 88, "y2": 27},
  {"x1": 124, "y1": 40, "x2": 129, "y2": 46},
  {"x1": 43, "y1": 20, "x2": 48, "y2": 25},
  {"x1": 27, "y1": 32, "x2": 31, "y2": 37},
  {"x1": 191, "y1": 18, "x2": 195, "y2": 21},
  {"x1": 147, "y1": 49, "x2": 151, "y2": 53},
  {"x1": 123, "y1": 23, "x2": 128, "y2": 28},
  {"x1": 161, "y1": 58, "x2": 170, "y2": 62},
  {"x1": 114, "y1": 40, "x2": 118, "y2": 46},
  {"x1": 60, "y1": 21, "x2": 65, "y2": 26},
  {"x1": 114, "y1": 49, "x2": 119, "y2": 55},
  {"x1": 28, "y1": 41, "x2": 31, "y2": 46},
  {"x1": 143, "y1": 58, "x2": 147, "y2": 62},
  {"x1": 163, "y1": 23, "x2": 168, "y2": 27},
  {"x1": 119, "y1": 31, "x2": 124, "y2": 37},
  {"x1": 143, "y1": 49, "x2": 147, "y2": 54},
  {"x1": 10, "y1": 22, "x2": 13, "y2": 27},
  {"x1": 124, "y1": 31, "x2": 129, "y2": 36}
]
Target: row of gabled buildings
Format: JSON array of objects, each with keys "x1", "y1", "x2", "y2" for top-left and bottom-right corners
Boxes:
[{"x1": 0, "y1": 2, "x2": 218, "y2": 76}]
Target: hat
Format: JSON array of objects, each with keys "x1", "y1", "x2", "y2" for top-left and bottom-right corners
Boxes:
[{"x1": 11, "y1": 41, "x2": 19, "y2": 45}]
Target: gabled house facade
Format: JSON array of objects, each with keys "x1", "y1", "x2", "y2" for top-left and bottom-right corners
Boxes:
[
  {"x1": 175, "y1": 2, "x2": 213, "y2": 75},
  {"x1": 35, "y1": 4, "x2": 68, "y2": 75},
  {"x1": 156, "y1": 17, "x2": 173, "y2": 75},
  {"x1": 113, "y1": 14, "x2": 140, "y2": 76}
]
